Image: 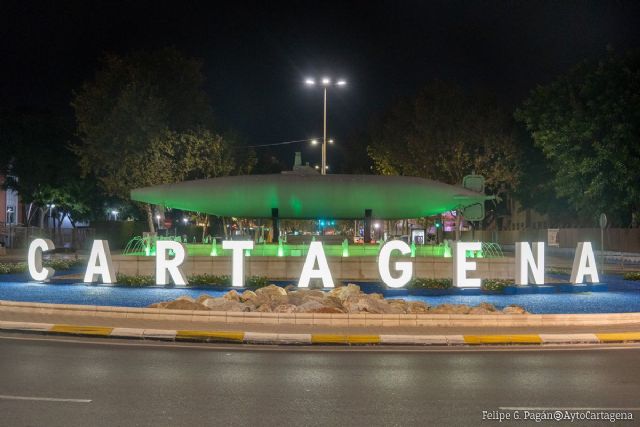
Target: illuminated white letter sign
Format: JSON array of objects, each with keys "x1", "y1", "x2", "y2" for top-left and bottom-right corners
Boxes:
[
  {"x1": 453, "y1": 241, "x2": 482, "y2": 287},
  {"x1": 83, "y1": 240, "x2": 116, "y2": 284},
  {"x1": 515, "y1": 242, "x2": 545, "y2": 285},
  {"x1": 222, "y1": 240, "x2": 254, "y2": 287},
  {"x1": 570, "y1": 242, "x2": 599, "y2": 284},
  {"x1": 298, "y1": 241, "x2": 334, "y2": 288},
  {"x1": 378, "y1": 240, "x2": 413, "y2": 288},
  {"x1": 156, "y1": 240, "x2": 188, "y2": 286},
  {"x1": 27, "y1": 238, "x2": 55, "y2": 281}
]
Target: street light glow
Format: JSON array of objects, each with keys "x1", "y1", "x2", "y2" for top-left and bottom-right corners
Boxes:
[
  {"x1": 311, "y1": 139, "x2": 318, "y2": 145},
  {"x1": 321, "y1": 77, "x2": 331, "y2": 85},
  {"x1": 337, "y1": 79, "x2": 347, "y2": 86},
  {"x1": 328, "y1": 139, "x2": 334, "y2": 144},
  {"x1": 304, "y1": 78, "x2": 315, "y2": 85}
]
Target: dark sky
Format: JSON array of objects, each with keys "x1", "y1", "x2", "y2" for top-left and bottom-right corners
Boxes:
[{"x1": 2, "y1": 0, "x2": 640, "y2": 169}]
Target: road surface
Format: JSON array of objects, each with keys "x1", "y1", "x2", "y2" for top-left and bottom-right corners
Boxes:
[{"x1": 0, "y1": 333, "x2": 638, "y2": 426}]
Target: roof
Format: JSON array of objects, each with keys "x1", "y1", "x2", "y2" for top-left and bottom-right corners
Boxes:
[{"x1": 130, "y1": 173, "x2": 490, "y2": 219}]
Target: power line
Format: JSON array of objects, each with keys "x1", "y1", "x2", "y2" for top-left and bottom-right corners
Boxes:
[{"x1": 246, "y1": 138, "x2": 314, "y2": 148}]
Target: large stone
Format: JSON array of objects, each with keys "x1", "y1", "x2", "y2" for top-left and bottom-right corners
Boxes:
[
  {"x1": 240, "y1": 290, "x2": 258, "y2": 302},
  {"x1": 430, "y1": 304, "x2": 472, "y2": 314},
  {"x1": 502, "y1": 304, "x2": 527, "y2": 314},
  {"x1": 477, "y1": 302, "x2": 497, "y2": 312},
  {"x1": 328, "y1": 284, "x2": 361, "y2": 302},
  {"x1": 148, "y1": 302, "x2": 168, "y2": 309},
  {"x1": 273, "y1": 304, "x2": 297, "y2": 313},
  {"x1": 175, "y1": 295, "x2": 196, "y2": 303},
  {"x1": 295, "y1": 300, "x2": 326, "y2": 313},
  {"x1": 255, "y1": 284, "x2": 287, "y2": 298},
  {"x1": 202, "y1": 298, "x2": 247, "y2": 312},
  {"x1": 342, "y1": 295, "x2": 393, "y2": 314},
  {"x1": 407, "y1": 301, "x2": 430, "y2": 313},
  {"x1": 164, "y1": 299, "x2": 207, "y2": 310},
  {"x1": 223, "y1": 290, "x2": 241, "y2": 302},
  {"x1": 195, "y1": 294, "x2": 215, "y2": 304}
]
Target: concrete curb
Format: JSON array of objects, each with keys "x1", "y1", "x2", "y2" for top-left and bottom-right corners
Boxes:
[{"x1": 2, "y1": 320, "x2": 640, "y2": 345}]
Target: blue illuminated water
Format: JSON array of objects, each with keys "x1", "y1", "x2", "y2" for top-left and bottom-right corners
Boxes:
[{"x1": 0, "y1": 276, "x2": 639, "y2": 314}]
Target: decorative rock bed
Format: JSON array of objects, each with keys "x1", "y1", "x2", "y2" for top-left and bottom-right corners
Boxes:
[{"x1": 149, "y1": 284, "x2": 528, "y2": 315}]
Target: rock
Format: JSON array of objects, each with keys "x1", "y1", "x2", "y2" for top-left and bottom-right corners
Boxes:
[
  {"x1": 328, "y1": 284, "x2": 361, "y2": 302},
  {"x1": 255, "y1": 284, "x2": 287, "y2": 298},
  {"x1": 148, "y1": 302, "x2": 168, "y2": 308},
  {"x1": 369, "y1": 293, "x2": 384, "y2": 300},
  {"x1": 430, "y1": 304, "x2": 472, "y2": 314},
  {"x1": 223, "y1": 290, "x2": 241, "y2": 302},
  {"x1": 273, "y1": 304, "x2": 297, "y2": 313},
  {"x1": 321, "y1": 295, "x2": 346, "y2": 312},
  {"x1": 477, "y1": 302, "x2": 497, "y2": 312},
  {"x1": 387, "y1": 299, "x2": 409, "y2": 313},
  {"x1": 175, "y1": 295, "x2": 196, "y2": 303},
  {"x1": 306, "y1": 306, "x2": 344, "y2": 314},
  {"x1": 195, "y1": 294, "x2": 215, "y2": 304},
  {"x1": 284, "y1": 284, "x2": 296, "y2": 292},
  {"x1": 256, "y1": 303, "x2": 272, "y2": 312},
  {"x1": 502, "y1": 304, "x2": 527, "y2": 314},
  {"x1": 164, "y1": 299, "x2": 207, "y2": 310},
  {"x1": 201, "y1": 298, "x2": 247, "y2": 312},
  {"x1": 468, "y1": 306, "x2": 499, "y2": 315},
  {"x1": 295, "y1": 300, "x2": 326, "y2": 313},
  {"x1": 240, "y1": 290, "x2": 257, "y2": 302},
  {"x1": 407, "y1": 301, "x2": 430, "y2": 313},
  {"x1": 342, "y1": 295, "x2": 392, "y2": 314}
]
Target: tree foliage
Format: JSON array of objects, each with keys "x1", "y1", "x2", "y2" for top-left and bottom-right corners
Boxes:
[
  {"x1": 515, "y1": 50, "x2": 640, "y2": 226},
  {"x1": 367, "y1": 81, "x2": 520, "y2": 194},
  {"x1": 71, "y1": 47, "x2": 234, "y2": 230}
]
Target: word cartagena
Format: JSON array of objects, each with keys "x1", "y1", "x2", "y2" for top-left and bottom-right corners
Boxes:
[{"x1": 26, "y1": 239, "x2": 600, "y2": 288}]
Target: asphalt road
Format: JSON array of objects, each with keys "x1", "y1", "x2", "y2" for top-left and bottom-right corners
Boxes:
[{"x1": 0, "y1": 334, "x2": 639, "y2": 426}]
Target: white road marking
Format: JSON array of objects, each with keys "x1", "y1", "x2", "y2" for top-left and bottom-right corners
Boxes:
[{"x1": 0, "y1": 394, "x2": 91, "y2": 403}]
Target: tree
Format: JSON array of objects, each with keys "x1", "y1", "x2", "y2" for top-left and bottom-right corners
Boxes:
[
  {"x1": 367, "y1": 81, "x2": 520, "y2": 202},
  {"x1": 515, "y1": 50, "x2": 640, "y2": 226},
  {"x1": 72, "y1": 47, "x2": 233, "y2": 231}
]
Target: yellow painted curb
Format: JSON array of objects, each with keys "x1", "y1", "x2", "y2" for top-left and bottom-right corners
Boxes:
[
  {"x1": 50, "y1": 324, "x2": 113, "y2": 336},
  {"x1": 596, "y1": 332, "x2": 640, "y2": 342},
  {"x1": 463, "y1": 334, "x2": 543, "y2": 345},
  {"x1": 176, "y1": 330, "x2": 244, "y2": 342},
  {"x1": 311, "y1": 334, "x2": 349, "y2": 344},
  {"x1": 347, "y1": 335, "x2": 381, "y2": 344}
]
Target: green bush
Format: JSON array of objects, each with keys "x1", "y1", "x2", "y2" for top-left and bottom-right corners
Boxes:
[
  {"x1": 187, "y1": 274, "x2": 231, "y2": 287},
  {"x1": 0, "y1": 262, "x2": 28, "y2": 274},
  {"x1": 546, "y1": 267, "x2": 570, "y2": 275},
  {"x1": 481, "y1": 279, "x2": 514, "y2": 292},
  {"x1": 245, "y1": 276, "x2": 270, "y2": 288},
  {"x1": 115, "y1": 273, "x2": 155, "y2": 287},
  {"x1": 407, "y1": 278, "x2": 452, "y2": 289},
  {"x1": 623, "y1": 272, "x2": 640, "y2": 281},
  {"x1": 44, "y1": 259, "x2": 85, "y2": 271}
]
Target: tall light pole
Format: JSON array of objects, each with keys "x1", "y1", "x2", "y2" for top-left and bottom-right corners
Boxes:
[{"x1": 305, "y1": 77, "x2": 346, "y2": 175}]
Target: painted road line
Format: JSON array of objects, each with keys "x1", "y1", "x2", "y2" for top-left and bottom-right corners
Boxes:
[
  {"x1": 243, "y1": 332, "x2": 279, "y2": 343},
  {"x1": 596, "y1": 332, "x2": 640, "y2": 342},
  {"x1": 50, "y1": 325, "x2": 113, "y2": 336},
  {"x1": 380, "y1": 335, "x2": 448, "y2": 345},
  {"x1": 110, "y1": 328, "x2": 145, "y2": 338},
  {"x1": 0, "y1": 394, "x2": 92, "y2": 403},
  {"x1": 540, "y1": 333, "x2": 599, "y2": 343},
  {"x1": 176, "y1": 330, "x2": 244, "y2": 342},
  {"x1": 142, "y1": 329, "x2": 177, "y2": 340},
  {"x1": 0, "y1": 321, "x2": 55, "y2": 332},
  {"x1": 463, "y1": 334, "x2": 543, "y2": 345}
]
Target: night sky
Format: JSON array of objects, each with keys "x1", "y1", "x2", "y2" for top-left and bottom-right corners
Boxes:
[{"x1": 2, "y1": 0, "x2": 640, "y2": 168}]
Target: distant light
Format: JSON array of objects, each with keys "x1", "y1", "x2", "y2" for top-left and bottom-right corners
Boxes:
[
  {"x1": 321, "y1": 77, "x2": 331, "y2": 85},
  {"x1": 111, "y1": 210, "x2": 118, "y2": 215},
  {"x1": 315, "y1": 165, "x2": 319, "y2": 169},
  {"x1": 374, "y1": 223, "x2": 380, "y2": 229},
  {"x1": 337, "y1": 79, "x2": 347, "y2": 86},
  {"x1": 311, "y1": 139, "x2": 318, "y2": 145},
  {"x1": 182, "y1": 217, "x2": 188, "y2": 224},
  {"x1": 305, "y1": 78, "x2": 315, "y2": 85},
  {"x1": 328, "y1": 139, "x2": 334, "y2": 144},
  {"x1": 325, "y1": 165, "x2": 329, "y2": 169},
  {"x1": 156, "y1": 215, "x2": 161, "y2": 220}
]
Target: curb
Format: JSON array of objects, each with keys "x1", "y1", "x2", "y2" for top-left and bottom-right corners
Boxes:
[{"x1": 2, "y1": 321, "x2": 640, "y2": 345}]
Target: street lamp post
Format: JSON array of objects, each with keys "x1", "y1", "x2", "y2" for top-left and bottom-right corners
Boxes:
[{"x1": 305, "y1": 77, "x2": 346, "y2": 175}]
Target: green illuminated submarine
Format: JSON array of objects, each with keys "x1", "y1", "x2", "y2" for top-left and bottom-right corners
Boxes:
[{"x1": 131, "y1": 153, "x2": 492, "y2": 220}]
